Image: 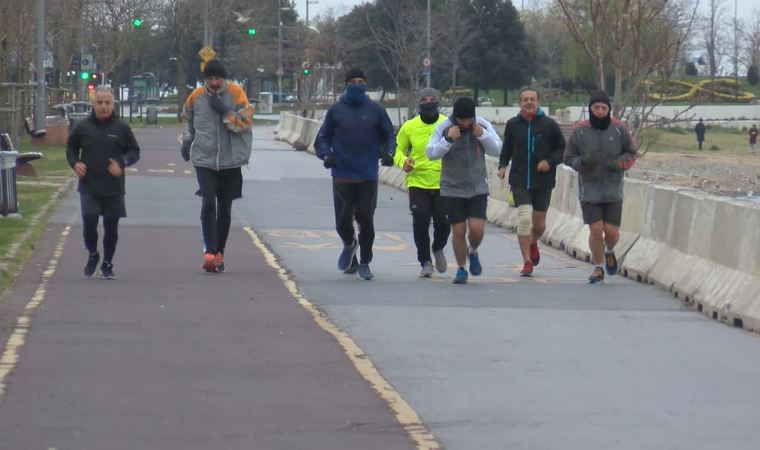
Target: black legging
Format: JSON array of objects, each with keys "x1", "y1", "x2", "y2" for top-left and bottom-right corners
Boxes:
[
  {"x1": 83, "y1": 215, "x2": 119, "y2": 262},
  {"x1": 408, "y1": 187, "x2": 450, "y2": 264},
  {"x1": 200, "y1": 195, "x2": 233, "y2": 254},
  {"x1": 333, "y1": 180, "x2": 377, "y2": 265}
]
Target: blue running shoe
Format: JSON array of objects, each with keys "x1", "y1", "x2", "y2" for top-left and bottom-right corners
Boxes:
[
  {"x1": 588, "y1": 266, "x2": 605, "y2": 284},
  {"x1": 357, "y1": 263, "x2": 374, "y2": 280},
  {"x1": 453, "y1": 267, "x2": 469, "y2": 284},
  {"x1": 468, "y1": 251, "x2": 482, "y2": 276},
  {"x1": 338, "y1": 240, "x2": 358, "y2": 271}
]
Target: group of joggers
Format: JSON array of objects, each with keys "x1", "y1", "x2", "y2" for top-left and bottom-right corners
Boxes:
[
  {"x1": 66, "y1": 61, "x2": 636, "y2": 284},
  {"x1": 314, "y1": 68, "x2": 637, "y2": 284}
]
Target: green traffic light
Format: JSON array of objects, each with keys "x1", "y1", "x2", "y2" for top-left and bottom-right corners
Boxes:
[
  {"x1": 132, "y1": 18, "x2": 142, "y2": 27},
  {"x1": 80, "y1": 71, "x2": 90, "y2": 80},
  {"x1": 247, "y1": 27, "x2": 256, "y2": 36},
  {"x1": 303, "y1": 69, "x2": 310, "y2": 75}
]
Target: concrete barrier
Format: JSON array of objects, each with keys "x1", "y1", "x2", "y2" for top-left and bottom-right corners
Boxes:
[{"x1": 277, "y1": 114, "x2": 760, "y2": 333}]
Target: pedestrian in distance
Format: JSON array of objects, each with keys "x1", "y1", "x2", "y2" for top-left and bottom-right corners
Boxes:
[
  {"x1": 749, "y1": 124, "x2": 758, "y2": 155},
  {"x1": 695, "y1": 118, "x2": 706, "y2": 150},
  {"x1": 395, "y1": 87, "x2": 450, "y2": 278},
  {"x1": 426, "y1": 97, "x2": 503, "y2": 284},
  {"x1": 65, "y1": 86, "x2": 140, "y2": 279},
  {"x1": 497, "y1": 87, "x2": 566, "y2": 277},
  {"x1": 563, "y1": 91, "x2": 637, "y2": 284},
  {"x1": 314, "y1": 68, "x2": 396, "y2": 281},
  {"x1": 180, "y1": 59, "x2": 254, "y2": 273}
]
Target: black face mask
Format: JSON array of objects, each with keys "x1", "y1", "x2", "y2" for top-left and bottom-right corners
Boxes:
[
  {"x1": 419, "y1": 102, "x2": 439, "y2": 124},
  {"x1": 589, "y1": 106, "x2": 611, "y2": 130}
]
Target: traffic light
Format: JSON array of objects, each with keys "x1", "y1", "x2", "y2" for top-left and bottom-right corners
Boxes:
[
  {"x1": 303, "y1": 68, "x2": 310, "y2": 75},
  {"x1": 80, "y1": 71, "x2": 90, "y2": 80},
  {"x1": 132, "y1": 18, "x2": 142, "y2": 28},
  {"x1": 87, "y1": 83, "x2": 95, "y2": 91},
  {"x1": 246, "y1": 27, "x2": 256, "y2": 36},
  {"x1": 91, "y1": 73, "x2": 98, "y2": 80}
]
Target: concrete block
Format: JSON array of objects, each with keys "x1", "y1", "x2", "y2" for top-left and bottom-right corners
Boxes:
[
  {"x1": 487, "y1": 198, "x2": 516, "y2": 230},
  {"x1": 620, "y1": 178, "x2": 651, "y2": 235},
  {"x1": 620, "y1": 238, "x2": 664, "y2": 284}
]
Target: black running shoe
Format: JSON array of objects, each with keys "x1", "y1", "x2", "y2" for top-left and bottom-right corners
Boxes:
[
  {"x1": 604, "y1": 251, "x2": 618, "y2": 276},
  {"x1": 84, "y1": 252, "x2": 99, "y2": 277},
  {"x1": 100, "y1": 261, "x2": 116, "y2": 280}
]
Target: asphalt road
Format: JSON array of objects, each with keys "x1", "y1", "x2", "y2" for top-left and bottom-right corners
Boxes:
[{"x1": 0, "y1": 125, "x2": 758, "y2": 450}]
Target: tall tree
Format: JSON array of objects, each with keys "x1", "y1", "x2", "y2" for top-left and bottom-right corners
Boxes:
[{"x1": 460, "y1": 0, "x2": 532, "y2": 104}]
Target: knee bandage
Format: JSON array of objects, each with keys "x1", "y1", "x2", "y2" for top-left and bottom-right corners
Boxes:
[{"x1": 517, "y1": 205, "x2": 533, "y2": 236}]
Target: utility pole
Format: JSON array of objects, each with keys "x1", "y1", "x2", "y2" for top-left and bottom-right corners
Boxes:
[
  {"x1": 35, "y1": 0, "x2": 46, "y2": 131},
  {"x1": 733, "y1": 0, "x2": 739, "y2": 99},
  {"x1": 278, "y1": 2, "x2": 283, "y2": 101},
  {"x1": 426, "y1": 0, "x2": 431, "y2": 88},
  {"x1": 306, "y1": 0, "x2": 319, "y2": 29}
]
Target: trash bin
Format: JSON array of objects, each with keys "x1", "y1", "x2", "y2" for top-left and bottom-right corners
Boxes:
[
  {"x1": 146, "y1": 106, "x2": 158, "y2": 125},
  {"x1": 0, "y1": 133, "x2": 19, "y2": 216}
]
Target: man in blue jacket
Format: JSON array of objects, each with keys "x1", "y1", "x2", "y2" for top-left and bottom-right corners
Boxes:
[{"x1": 314, "y1": 68, "x2": 396, "y2": 280}]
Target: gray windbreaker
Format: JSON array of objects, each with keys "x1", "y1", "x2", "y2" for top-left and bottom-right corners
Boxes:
[
  {"x1": 563, "y1": 118, "x2": 637, "y2": 203},
  {"x1": 181, "y1": 81, "x2": 253, "y2": 170},
  {"x1": 425, "y1": 116, "x2": 502, "y2": 198}
]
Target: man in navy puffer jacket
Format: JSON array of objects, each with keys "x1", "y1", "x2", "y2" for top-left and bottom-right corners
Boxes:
[{"x1": 314, "y1": 68, "x2": 396, "y2": 280}]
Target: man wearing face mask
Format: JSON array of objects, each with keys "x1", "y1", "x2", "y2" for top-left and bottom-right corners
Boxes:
[
  {"x1": 394, "y1": 88, "x2": 450, "y2": 278},
  {"x1": 497, "y1": 87, "x2": 565, "y2": 277},
  {"x1": 426, "y1": 97, "x2": 503, "y2": 284},
  {"x1": 314, "y1": 68, "x2": 396, "y2": 281},
  {"x1": 563, "y1": 91, "x2": 637, "y2": 284},
  {"x1": 180, "y1": 59, "x2": 254, "y2": 273}
]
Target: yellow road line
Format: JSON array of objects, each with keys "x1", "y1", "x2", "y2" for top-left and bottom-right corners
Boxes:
[
  {"x1": 243, "y1": 226, "x2": 440, "y2": 450},
  {"x1": 0, "y1": 226, "x2": 70, "y2": 401}
]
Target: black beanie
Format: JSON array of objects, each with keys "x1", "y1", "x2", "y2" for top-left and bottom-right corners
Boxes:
[
  {"x1": 203, "y1": 59, "x2": 227, "y2": 79},
  {"x1": 453, "y1": 97, "x2": 476, "y2": 119},
  {"x1": 344, "y1": 68, "x2": 366, "y2": 84},
  {"x1": 588, "y1": 90, "x2": 611, "y2": 108}
]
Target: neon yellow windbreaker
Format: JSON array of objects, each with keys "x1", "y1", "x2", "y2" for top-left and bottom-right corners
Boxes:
[{"x1": 393, "y1": 114, "x2": 448, "y2": 189}]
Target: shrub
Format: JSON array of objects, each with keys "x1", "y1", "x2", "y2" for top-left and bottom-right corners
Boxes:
[
  {"x1": 709, "y1": 144, "x2": 720, "y2": 151},
  {"x1": 748, "y1": 65, "x2": 759, "y2": 86}
]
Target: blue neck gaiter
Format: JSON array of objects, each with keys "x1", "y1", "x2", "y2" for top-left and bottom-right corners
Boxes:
[{"x1": 345, "y1": 84, "x2": 367, "y2": 105}]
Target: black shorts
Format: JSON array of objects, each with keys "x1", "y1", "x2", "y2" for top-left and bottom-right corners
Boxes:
[
  {"x1": 581, "y1": 200, "x2": 623, "y2": 226},
  {"x1": 511, "y1": 186, "x2": 552, "y2": 212},
  {"x1": 195, "y1": 166, "x2": 243, "y2": 200},
  {"x1": 80, "y1": 193, "x2": 126, "y2": 218},
  {"x1": 442, "y1": 194, "x2": 488, "y2": 224}
]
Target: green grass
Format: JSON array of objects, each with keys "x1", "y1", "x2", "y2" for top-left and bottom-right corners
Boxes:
[
  {"x1": 638, "y1": 127, "x2": 754, "y2": 155},
  {"x1": 0, "y1": 141, "x2": 71, "y2": 293}
]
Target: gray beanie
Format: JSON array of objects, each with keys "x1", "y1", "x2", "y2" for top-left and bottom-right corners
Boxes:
[{"x1": 417, "y1": 87, "x2": 440, "y2": 103}]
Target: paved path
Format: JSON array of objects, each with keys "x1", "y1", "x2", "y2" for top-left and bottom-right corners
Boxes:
[{"x1": 0, "y1": 125, "x2": 758, "y2": 450}]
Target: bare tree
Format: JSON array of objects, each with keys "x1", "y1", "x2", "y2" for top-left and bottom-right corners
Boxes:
[
  {"x1": 436, "y1": 0, "x2": 477, "y2": 87},
  {"x1": 364, "y1": 0, "x2": 428, "y2": 115},
  {"x1": 557, "y1": 1, "x2": 699, "y2": 120},
  {"x1": 703, "y1": 0, "x2": 726, "y2": 77},
  {"x1": 740, "y1": 9, "x2": 760, "y2": 70}
]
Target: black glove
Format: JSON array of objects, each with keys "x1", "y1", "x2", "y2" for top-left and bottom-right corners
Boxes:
[
  {"x1": 180, "y1": 140, "x2": 191, "y2": 162},
  {"x1": 380, "y1": 152, "x2": 394, "y2": 167},
  {"x1": 208, "y1": 94, "x2": 229, "y2": 116},
  {"x1": 580, "y1": 152, "x2": 599, "y2": 170},
  {"x1": 323, "y1": 154, "x2": 337, "y2": 169}
]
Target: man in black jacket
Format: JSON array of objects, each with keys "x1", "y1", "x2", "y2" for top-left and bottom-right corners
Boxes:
[
  {"x1": 497, "y1": 87, "x2": 565, "y2": 276},
  {"x1": 65, "y1": 86, "x2": 140, "y2": 279}
]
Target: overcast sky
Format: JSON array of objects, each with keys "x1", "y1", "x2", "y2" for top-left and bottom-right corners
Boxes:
[{"x1": 295, "y1": 0, "x2": 759, "y2": 24}]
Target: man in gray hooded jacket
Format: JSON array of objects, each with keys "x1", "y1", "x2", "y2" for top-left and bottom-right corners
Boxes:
[
  {"x1": 426, "y1": 97, "x2": 502, "y2": 284},
  {"x1": 564, "y1": 91, "x2": 636, "y2": 283}
]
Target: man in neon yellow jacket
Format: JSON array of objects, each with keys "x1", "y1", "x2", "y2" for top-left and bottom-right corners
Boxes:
[{"x1": 394, "y1": 88, "x2": 450, "y2": 277}]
